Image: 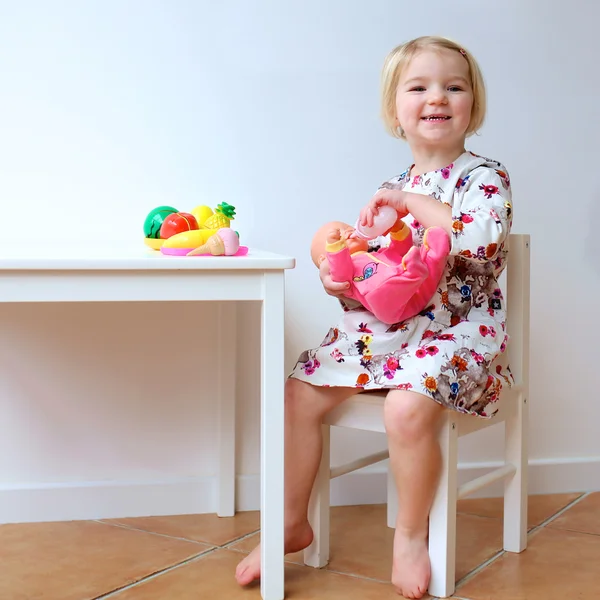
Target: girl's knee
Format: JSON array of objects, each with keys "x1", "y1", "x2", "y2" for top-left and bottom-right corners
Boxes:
[
  {"x1": 285, "y1": 378, "x2": 355, "y2": 421},
  {"x1": 384, "y1": 391, "x2": 443, "y2": 444},
  {"x1": 285, "y1": 378, "x2": 306, "y2": 411},
  {"x1": 284, "y1": 377, "x2": 329, "y2": 421}
]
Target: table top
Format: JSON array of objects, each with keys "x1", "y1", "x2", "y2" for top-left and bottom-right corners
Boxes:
[{"x1": 0, "y1": 244, "x2": 296, "y2": 271}]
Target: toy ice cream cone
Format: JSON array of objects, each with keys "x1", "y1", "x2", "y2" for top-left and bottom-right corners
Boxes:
[{"x1": 186, "y1": 228, "x2": 240, "y2": 256}]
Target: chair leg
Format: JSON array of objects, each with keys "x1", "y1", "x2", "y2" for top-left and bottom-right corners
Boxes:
[
  {"x1": 428, "y1": 412, "x2": 458, "y2": 599},
  {"x1": 303, "y1": 424, "x2": 331, "y2": 568},
  {"x1": 503, "y1": 392, "x2": 528, "y2": 552},
  {"x1": 387, "y1": 462, "x2": 398, "y2": 529}
]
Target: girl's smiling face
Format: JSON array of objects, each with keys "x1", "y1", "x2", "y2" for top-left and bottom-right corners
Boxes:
[{"x1": 395, "y1": 48, "x2": 474, "y2": 148}]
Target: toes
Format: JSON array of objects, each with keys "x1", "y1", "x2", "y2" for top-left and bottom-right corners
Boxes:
[{"x1": 235, "y1": 567, "x2": 253, "y2": 586}]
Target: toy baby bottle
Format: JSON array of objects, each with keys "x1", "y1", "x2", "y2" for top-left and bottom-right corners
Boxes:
[{"x1": 353, "y1": 205, "x2": 397, "y2": 240}]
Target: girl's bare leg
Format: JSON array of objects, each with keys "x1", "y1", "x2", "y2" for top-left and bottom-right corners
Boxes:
[
  {"x1": 235, "y1": 378, "x2": 358, "y2": 585},
  {"x1": 384, "y1": 390, "x2": 444, "y2": 599}
]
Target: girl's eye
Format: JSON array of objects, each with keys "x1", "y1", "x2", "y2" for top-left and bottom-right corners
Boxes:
[
  {"x1": 410, "y1": 87, "x2": 426, "y2": 92},
  {"x1": 448, "y1": 86, "x2": 463, "y2": 92}
]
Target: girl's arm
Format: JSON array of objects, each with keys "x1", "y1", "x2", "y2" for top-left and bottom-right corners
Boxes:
[
  {"x1": 404, "y1": 192, "x2": 453, "y2": 235},
  {"x1": 359, "y1": 187, "x2": 452, "y2": 235},
  {"x1": 360, "y1": 167, "x2": 511, "y2": 263}
]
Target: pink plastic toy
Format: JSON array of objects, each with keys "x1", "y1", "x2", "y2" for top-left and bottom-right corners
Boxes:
[
  {"x1": 161, "y1": 246, "x2": 249, "y2": 257},
  {"x1": 186, "y1": 228, "x2": 240, "y2": 256},
  {"x1": 353, "y1": 205, "x2": 397, "y2": 240}
]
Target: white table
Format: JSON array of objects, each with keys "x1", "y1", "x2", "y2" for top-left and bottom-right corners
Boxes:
[{"x1": 0, "y1": 244, "x2": 295, "y2": 600}]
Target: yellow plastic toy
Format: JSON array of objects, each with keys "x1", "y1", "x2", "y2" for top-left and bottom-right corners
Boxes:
[
  {"x1": 162, "y1": 228, "x2": 219, "y2": 249},
  {"x1": 143, "y1": 238, "x2": 165, "y2": 250},
  {"x1": 202, "y1": 202, "x2": 236, "y2": 229},
  {"x1": 191, "y1": 205, "x2": 214, "y2": 227}
]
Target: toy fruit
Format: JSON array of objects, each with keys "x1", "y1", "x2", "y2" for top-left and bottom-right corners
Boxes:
[
  {"x1": 144, "y1": 205, "x2": 179, "y2": 238},
  {"x1": 144, "y1": 238, "x2": 165, "y2": 250},
  {"x1": 202, "y1": 202, "x2": 236, "y2": 229},
  {"x1": 162, "y1": 228, "x2": 218, "y2": 249},
  {"x1": 186, "y1": 228, "x2": 240, "y2": 256},
  {"x1": 160, "y1": 212, "x2": 199, "y2": 239},
  {"x1": 191, "y1": 205, "x2": 214, "y2": 227}
]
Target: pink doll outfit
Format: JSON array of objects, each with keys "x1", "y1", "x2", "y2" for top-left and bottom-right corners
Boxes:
[{"x1": 326, "y1": 224, "x2": 450, "y2": 325}]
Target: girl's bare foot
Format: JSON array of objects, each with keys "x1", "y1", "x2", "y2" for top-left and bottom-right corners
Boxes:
[
  {"x1": 235, "y1": 521, "x2": 314, "y2": 586},
  {"x1": 391, "y1": 529, "x2": 431, "y2": 599}
]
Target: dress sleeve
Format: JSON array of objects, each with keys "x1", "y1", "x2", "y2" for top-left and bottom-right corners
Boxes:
[{"x1": 450, "y1": 166, "x2": 512, "y2": 262}]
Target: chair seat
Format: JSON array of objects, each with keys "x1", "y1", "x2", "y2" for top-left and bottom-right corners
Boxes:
[{"x1": 324, "y1": 385, "x2": 523, "y2": 436}]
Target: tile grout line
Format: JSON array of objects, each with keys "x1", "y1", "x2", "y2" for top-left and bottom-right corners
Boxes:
[
  {"x1": 454, "y1": 548, "x2": 506, "y2": 590},
  {"x1": 318, "y1": 567, "x2": 391, "y2": 586},
  {"x1": 92, "y1": 546, "x2": 221, "y2": 599},
  {"x1": 527, "y1": 492, "x2": 591, "y2": 534},
  {"x1": 454, "y1": 492, "x2": 592, "y2": 593},
  {"x1": 93, "y1": 519, "x2": 212, "y2": 546},
  {"x1": 90, "y1": 525, "x2": 263, "y2": 599},
  {"x1": 94, "y1": 519, "x2": 262, "y2": 549},
  {"x1": 221, "y1": 527, "x2": 261, "y2": 550}
]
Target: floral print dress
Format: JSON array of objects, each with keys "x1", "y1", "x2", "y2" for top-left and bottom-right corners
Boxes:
[{"x1": 289, "y1": 150, "x2": 514, "y2": 418}]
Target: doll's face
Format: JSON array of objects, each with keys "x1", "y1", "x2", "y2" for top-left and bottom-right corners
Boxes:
[
  {"x1": 311, "y1": 222, "x2": 368, "y2": 267},
  {"x1": 343, "y1": 228, "x2": 369, "y2": 254}
]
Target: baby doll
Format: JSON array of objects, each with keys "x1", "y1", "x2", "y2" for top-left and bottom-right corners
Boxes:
[{"x1": 311, "y1": 219, "x2": 450, "y2": 325}]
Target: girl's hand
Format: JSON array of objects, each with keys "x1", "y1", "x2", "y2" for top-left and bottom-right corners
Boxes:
[
  {"x1": 319, "y1": 257, "x2": 350, "y2": 298},
  {"x1": 359, "y1": 188, "x2": 409, "y2": 229}
]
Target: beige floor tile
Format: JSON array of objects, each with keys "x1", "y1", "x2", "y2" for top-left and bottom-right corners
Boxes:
[
  {"x1": 457, "y1": 492, "x2": 583, "y2": 530},
  {"x1": 547, "y1": 491, "x2": 600, "y2": 535},
  {"x1": 322, "y1": 504, "x2": 393, "y2": 580},
  {"x1": 456, "y1": 527, "x2": 600, "y2": 599},
  {"x1": 228, "y1": 531, "x2": 306, "y2": 565},
  {"x1": 104, "y1": 510, "x2": 260, "y2": 546},
  {"x1": 113, "y1": 549, "x2": 406, "y2": 599},
  {"x1": 229, "y1": 505, "x2": 393, "y2": 577},
  {"x1": 232, "y1": 505, "x2": 503, "y2": 588},
  {"x1": 455, "y1": 514, "x2": 503, "y2": 581},
  {"x1": 0, "y1": 520, "x2": 211, "y2": 600}
]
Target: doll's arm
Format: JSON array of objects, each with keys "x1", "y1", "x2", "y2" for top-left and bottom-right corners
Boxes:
[
  {"x1": 326, "y1": 239, "x2": 356, "y2": 289},
  {"x1": 380, "y1": 220, "x2": 413, "y2": 263}
]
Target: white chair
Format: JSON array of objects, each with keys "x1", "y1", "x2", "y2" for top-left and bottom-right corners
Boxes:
[{"x1": 304, "y1": 233, "x2": 530, "y2": 598}]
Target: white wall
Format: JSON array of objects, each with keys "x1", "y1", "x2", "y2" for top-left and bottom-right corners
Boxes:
[{"x1": 0, "y1": 0, "x2": 598, "y2": 522}]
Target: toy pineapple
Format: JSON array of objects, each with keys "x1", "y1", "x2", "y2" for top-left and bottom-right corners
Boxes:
[{"x1": 202, "y1": 202, "x2": 236, "y2": 229}]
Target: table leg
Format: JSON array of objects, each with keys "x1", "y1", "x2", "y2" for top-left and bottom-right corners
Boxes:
[
  {"x1": 217, "y1": 301, "x2": 237, "y2": 517},
  {"x1": 260, "y1": 272, "x2": 285, "y2": 600}
]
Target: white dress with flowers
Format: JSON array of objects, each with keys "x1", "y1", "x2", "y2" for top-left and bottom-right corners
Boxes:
[{"x1": 289, "y1": 150, "x2": 514, "y2": 418}]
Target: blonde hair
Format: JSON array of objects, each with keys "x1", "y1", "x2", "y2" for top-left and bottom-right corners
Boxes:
[{"x1": 381, "y1": 36, "x2": 486, "y2": 139}]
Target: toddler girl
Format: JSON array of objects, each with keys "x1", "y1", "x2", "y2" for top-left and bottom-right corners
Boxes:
[{"x1": 236, "y1": 35, "x2": 512, "y2": 599}]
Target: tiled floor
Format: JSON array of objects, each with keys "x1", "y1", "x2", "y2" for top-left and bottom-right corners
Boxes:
[{"x1": 2, "y1": 492, "x2": 599, "y2": 599}]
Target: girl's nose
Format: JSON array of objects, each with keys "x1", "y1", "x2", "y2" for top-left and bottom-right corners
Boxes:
[{"x1": 427, "y1": 90, "x2": 448, "y2": 104}]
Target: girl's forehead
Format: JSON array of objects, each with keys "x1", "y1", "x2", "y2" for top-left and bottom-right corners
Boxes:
[{"x1": 401, "y1": 48, "x2": 468, "y2": 79}]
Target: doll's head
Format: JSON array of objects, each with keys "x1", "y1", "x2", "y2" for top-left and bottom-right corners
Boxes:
[{"x1": 311, "y1": 221, "x2": 369, "y2": 267}]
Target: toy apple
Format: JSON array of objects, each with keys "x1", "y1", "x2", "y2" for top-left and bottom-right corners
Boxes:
[{"x1": 160, "y1": 212, "x2": 199, "y2": 239}]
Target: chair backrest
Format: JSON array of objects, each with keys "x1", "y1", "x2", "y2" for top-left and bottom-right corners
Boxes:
[{"x1": 504, "y1": 234, "x2": 531, "y2": 388}]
